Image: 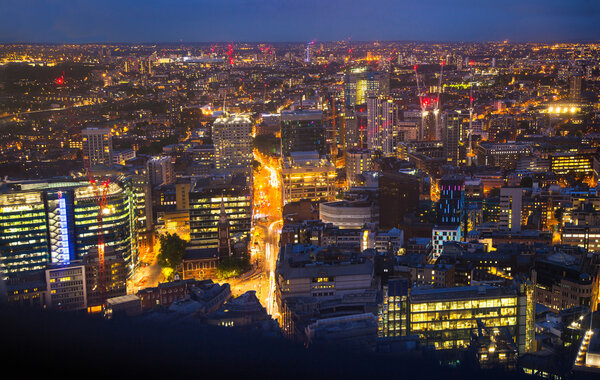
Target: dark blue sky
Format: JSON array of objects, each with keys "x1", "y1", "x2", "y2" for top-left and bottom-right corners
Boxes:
[{"x1": 1, "y1": 0, "x2": 599, "y2": 43}]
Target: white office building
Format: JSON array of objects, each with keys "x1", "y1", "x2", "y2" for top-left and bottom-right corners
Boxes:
[{"x1": 212, "y1": 114, "x2": 253, "y2": 174}]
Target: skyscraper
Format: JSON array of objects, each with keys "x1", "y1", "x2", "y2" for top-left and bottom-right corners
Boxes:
[
  {"x1": 344, "y1": 68, "x2": 389, "y2": 107},
  {"x1": 82, "y1": 127, "x2": 113, "y2": 168},
  {"x1": 378, "y1": 172, "x2": 420, "y2": 229},
  {"x1": 569, "y1": 72, "x2": 584, "y2": 100},
  {"x1": 281, "y1": 151, "x2": 336, "y2": 204},
  {"x1": 0, "y1": 179, "x2": 137, "y2": 280},
  {"x1": 212, "y1": 114, "x2": 253, "y2": 174},
  {"x1": 442, "y1": 111, "x2": 464, "y2": 165},
  {"x1": 437, "y1": 175, "x2": 465, "y2": 226},
  {"x1": 367, "y1": 95, "x2": 395, "y2": 156},
  {"x1": 344, "y1": 108, "x2": 368, "y2": 150},
  {"x1": 281, "y1": 110, "x2": 326, "y2": 157},
  {"x1": 189, "y1": 174, "x2": 252, "y2": 250}
]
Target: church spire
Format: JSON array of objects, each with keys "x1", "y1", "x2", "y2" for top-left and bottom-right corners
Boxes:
[
  {"x1": 217, "y1": 195, "x2": 231, "y2": 258},
  {"x1": 219, "y1": 196, "x2": 228, "y2": 224}
]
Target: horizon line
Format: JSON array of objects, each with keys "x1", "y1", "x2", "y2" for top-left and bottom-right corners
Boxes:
[{"x1": 2, "y1": 39, "x2": 600, "y2": 45}]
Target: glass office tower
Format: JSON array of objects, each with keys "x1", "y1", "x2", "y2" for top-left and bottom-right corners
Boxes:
[{"x1": 0, "y1": 179, "x2": 136, "y2": 280}]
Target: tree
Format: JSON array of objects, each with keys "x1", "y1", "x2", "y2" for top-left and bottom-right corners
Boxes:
[
  {"x1": 554, "y1": 207, "x2": 565, "y2": 227},
  {"x1": 216, "y1": 256, "x2": 251, "y2": 280},
  {"x1": 157, "y1": 233, "x2": 187, "y2": 270}
]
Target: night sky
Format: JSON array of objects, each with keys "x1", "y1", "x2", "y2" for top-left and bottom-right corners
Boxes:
[{"x1": 1, "y1": 0, "x2": 599, "y2": 43}]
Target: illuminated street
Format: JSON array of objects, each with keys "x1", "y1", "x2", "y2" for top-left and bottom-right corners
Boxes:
[
  {"x1": 226, "y1": 149, "x2": 282, "y2": 317},
  {"x1": 127, "y1": 239, "x2": 161, "y2": 294}
]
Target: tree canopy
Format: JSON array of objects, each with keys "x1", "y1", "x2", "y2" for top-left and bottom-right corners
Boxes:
[
  {"x1": 216, "y1": 256, "x2": 250, "y2": 280},
  {"x1": 157, "y1": 233, "x2": 187, "y2": 270}
]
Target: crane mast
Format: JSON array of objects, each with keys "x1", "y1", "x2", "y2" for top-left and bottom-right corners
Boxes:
[
  {"x1": 414, "y1": 65, "x2": 427, "y2": 141},
  {"x1": 85, "y1": 167, "x2": 110, "y2": 308},
  {"x1": 434, "y1": 60, "x2": 445, "y2": 140},
  {"x1": 467, "y1": 61, "x2": 475, "y2": 166}
]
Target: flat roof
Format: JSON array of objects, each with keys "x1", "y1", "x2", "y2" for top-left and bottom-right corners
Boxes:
[
  {"x1": 410, "y1": 285, "x2": 517, "y2": 303},
  {"x1": 107, "y1": 294, "x2": 140, "y2": 305}
]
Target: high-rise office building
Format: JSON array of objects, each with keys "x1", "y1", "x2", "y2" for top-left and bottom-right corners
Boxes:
[
  {"x1": 442, "y1": 111, "x2": 465, "y2": 165},
  {"x1": 281, "y1": 151, "x2": 336, "y2": 204},
  {"x1": 147, "y1": 156, "x2": 175, "y2": 186},
  {"x1": 367, "y1": 96, "x2": 395, "y2": 156},
  {"x1": 404, "y1": 109, "x2": 436, "y2": 142},
  {"x1": 408, "y1": 284, "x2": 534, "y2": 353},
  {"x1": 499, "y1": 187, "x2": 523, "y2": 233},
  {"x1": 281, "y1": 110, "x2": 326, "y2": 157},
  {"x1": 346, "y1": 148, "x2": 372, "y2": 188},
  {"x1": 378, "y1": 279, "x2": 409, "y2": 338},
  {"x1": 83, "y1": 248, "x2": 127, "y2": 310},
  {"x1": 344, "y1": 108, "x2": 368, "y2": 150},
  {"x1": 0, "y1": 179, "x2": 137, "y2": 280},
  {"x1": 344, "y1": 68, "x2": 390, "y2": 107},
  {"x1": 437, "y1": 175, "x2": 465, "y2": 226},
  {"x1": 569, "y1": 72, "x2": 584, "y2": 100},
  {"x1": 82, "y1": 127, "x2": 113, "y2": 168},
  {"x1": 378, "y1": 172, "x2": 420, "y2": 229},
  {"x1": 550, "y1": 153, "x2": 593, "y2": 176},
  {"x1": 212, "y1": 114, "x2": 253, "y2": 173},
  {"x1": 189, "y1": 174, "x2": 252, "y2": 250}
]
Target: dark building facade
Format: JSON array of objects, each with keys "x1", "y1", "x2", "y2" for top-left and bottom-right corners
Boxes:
[
  {"x1": 189, "y1": 174, "x2": 252, "y2": 250},
  {"x1": 378, "y1": 172, "x2": 419, "y2": 229},
  {"x1": 437, "y1": 175, "x2": 465, "y2": 226},
  {"x1": 281, "y1": 110, "x2": 327, "y2": 156}
]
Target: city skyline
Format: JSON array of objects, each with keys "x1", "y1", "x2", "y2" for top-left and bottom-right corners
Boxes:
[
  {"x1": 0, "y1": 0, "x2": 599, "y2": 43},
  {"x1": 1, "y1": 2, "x2": 600, "y2": 375}
]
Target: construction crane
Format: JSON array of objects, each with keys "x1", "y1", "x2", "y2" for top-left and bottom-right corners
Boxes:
[
  {"x1": 226, "y1": 43, "x2": 234, "y2": 65},
  {"x1": 59, "y1": 70, "x2": 110, "y2": 306},
  {"x1": 413, "y1": 65, "x2": 428, "y2": 141},
  {"x1": 434, "y1": 60, "x2": 445, "y2": 140},
  {"x1": 87, "y1": 173, "x2": 110, "y2": 305},
  {"x1": 83, "y1": 149, "x2": 110, "y2": 306},
  {"x1": 467, "y1": 60, "x2": 476, "y2": 166}
]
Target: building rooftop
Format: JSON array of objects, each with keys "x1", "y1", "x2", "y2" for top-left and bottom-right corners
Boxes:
[
  {"x1": 213, "y1": 113, "x2": 252, "y2": 125},
  {"x1": 278, "y1": 244, "x2": 373, "y2": 280},
  {"x1": 183, "y1": 247, "x2": 219, "y2": 261},
  {"x1": 409, "y1": 285, "x2": 517, "y2": 303},
  {"x1": 106, "y1": 294, "x2": 140, "y2": 306}
]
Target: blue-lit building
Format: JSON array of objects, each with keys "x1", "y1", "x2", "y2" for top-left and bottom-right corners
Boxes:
[
  {"x1": 437, "y1": 175, "x2": 465, "y2": 226},
  {"x1": 0, "y1": 179, "x2": 137, "y2": 280}
]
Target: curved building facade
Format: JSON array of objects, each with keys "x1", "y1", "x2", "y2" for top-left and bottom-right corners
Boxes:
[
  {"x1": 319, "y1": 200, "x2": 378, "y2": 229},
  {"x1": 0, "y1": 179, "x2": 136, "y2": 280}
]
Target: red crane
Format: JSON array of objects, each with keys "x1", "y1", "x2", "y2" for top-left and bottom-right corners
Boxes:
[
  {"x1": 227, "y1": 44, "x2": 234, "y2": 65},
  {"x1": 85, "y1": 166, "x2": 110, "y2": 305}
]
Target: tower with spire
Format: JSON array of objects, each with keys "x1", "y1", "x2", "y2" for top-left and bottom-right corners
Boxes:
[{"x1": 217, "y1": 197, "x2": 231, "y2": 258}]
